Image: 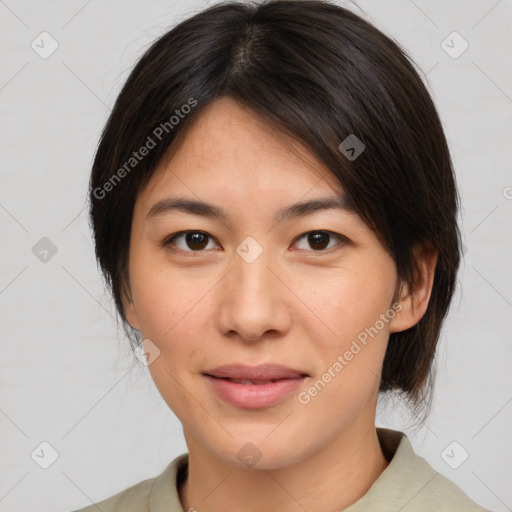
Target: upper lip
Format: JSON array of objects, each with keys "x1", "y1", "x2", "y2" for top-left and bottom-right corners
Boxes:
[{"x1": 203, "y1": 363, "x2": 308, "y2": 380}]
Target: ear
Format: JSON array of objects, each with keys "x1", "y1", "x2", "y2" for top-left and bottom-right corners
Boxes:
[
  {"x1": 121, "y1": 283, "x2": 141, "y2": 331},
  {"x1": 389, "y1": 243, "x2": 438, "y2": 333}
]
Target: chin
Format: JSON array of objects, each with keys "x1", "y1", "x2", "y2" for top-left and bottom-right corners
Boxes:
[{"x1": 209, "y1": 434, "x2": 314, "y2": 472}]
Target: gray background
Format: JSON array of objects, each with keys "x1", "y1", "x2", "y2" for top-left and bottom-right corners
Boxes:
[{"x1": 1, "y1": 1, "x2": 510, "y2": 511}]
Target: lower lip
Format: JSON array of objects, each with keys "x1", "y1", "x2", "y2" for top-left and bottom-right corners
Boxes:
[{"x1": 204, "y1": 375, "x2": 307, "y2": 409}]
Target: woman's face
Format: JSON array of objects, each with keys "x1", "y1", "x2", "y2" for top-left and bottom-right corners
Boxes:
[{"x1": 125, "y1": 97, "x2": 403, "y2": 469}]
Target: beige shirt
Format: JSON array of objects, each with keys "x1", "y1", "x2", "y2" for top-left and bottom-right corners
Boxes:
[{"x1": 72, "y1": 428, "x2": 491, "y2": 511}]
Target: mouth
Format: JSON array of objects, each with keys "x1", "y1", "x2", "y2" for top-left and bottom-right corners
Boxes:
[
  {"x1": 202, "y1": 364, "x2": 309, "y2": 409},
  {"x1": 202, "y1": 362, "x2": 309, "y2": 381},
  {"x1": 206, "y1": 376, "x2": 292, "y2": 385}
]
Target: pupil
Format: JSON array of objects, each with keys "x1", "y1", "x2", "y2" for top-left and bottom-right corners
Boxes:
[
  {"x1": 183, "y1": 232, "x2": 330, "y2": 251},
  {"x1": 309, "y1": 231, "x2": 329, "y2": 250},
  {"x1": 187, "y1": 232, "x2": 208, "y2": 250}
]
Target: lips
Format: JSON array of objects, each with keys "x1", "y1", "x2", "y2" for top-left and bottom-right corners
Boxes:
[
  {"x1": 203, "y1": 363, "x2": 308, "y2": 381},
  {"x1": 220, "y1": 378, "x2": 279, "y2": 385},
  {"x1": 203, "y1": 364, "x2": 309, "y2": 409}
]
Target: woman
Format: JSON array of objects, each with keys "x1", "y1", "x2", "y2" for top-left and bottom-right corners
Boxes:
[{"x1": 76, "y1": 1, "x2": 491, "y2": 510}]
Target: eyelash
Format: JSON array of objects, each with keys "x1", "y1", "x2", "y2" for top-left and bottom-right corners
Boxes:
[{"x1": 161, "y1": 230, "x2": 349, "y2": 255}]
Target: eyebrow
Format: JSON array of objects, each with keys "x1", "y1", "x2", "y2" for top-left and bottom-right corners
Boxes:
[{"x1": 146, "y1": 195, "x2": 354, "y2": 224}]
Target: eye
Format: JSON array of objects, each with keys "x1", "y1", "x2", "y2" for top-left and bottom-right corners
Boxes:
[
  {"x1": 293, "y1": 230, "x2": 348, "y2": 252},
  {"x1": 163, "y1": 231, "x2": 220, "y2": 252},
  {"x1": 162, "y1": 230, "x2": 348, "y2": 254}
]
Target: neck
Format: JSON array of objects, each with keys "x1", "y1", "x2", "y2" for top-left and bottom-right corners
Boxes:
[{"x1": 179, "y1": 419, "x2": 388, "y2": 512}]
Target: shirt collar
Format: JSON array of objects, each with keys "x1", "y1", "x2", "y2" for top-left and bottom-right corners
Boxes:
[{"x1": 148, "y1": 428, "x2": 418, "y2": 512}]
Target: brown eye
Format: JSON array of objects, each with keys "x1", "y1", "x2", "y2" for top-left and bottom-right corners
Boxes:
[
  {"x1": 164, "y1": 231, "x2": 219, "y2": 252},
  {"x1": 294, "y1": 231, "x2": 347, "y2": 252},
  {"x1": 308, "y1": 232, "x2": 330, "y2": 250}
]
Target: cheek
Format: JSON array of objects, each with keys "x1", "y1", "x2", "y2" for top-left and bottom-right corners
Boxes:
[
  {"x1": 133, "y1": 270, "x2": 211, "y2": 409},
  {"x1": 304, "y1": 264, "x2": 396, "y2": 345},
  {"x1": 296, "y1": 261, "x2": 396, "y2": 405},
  {"x1": 130, "y1": 260, "x2": 214, "y2": 354},
  {"x1": 298, "y1": 277, "x2": 392, "y2": 418}
]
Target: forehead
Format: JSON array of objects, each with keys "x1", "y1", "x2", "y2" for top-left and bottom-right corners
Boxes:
[{"x1": 137, "y1": 97, "x2": 345, "y2": 208}]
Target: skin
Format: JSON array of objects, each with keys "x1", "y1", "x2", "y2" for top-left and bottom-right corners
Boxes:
[{"x1": 124, "y1": 97, "x2": 437, "y2": 512}]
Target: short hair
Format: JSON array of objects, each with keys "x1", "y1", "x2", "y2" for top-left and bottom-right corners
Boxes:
[{"x1": 89, "y1": 0, "x2": 461, "y2": 411}]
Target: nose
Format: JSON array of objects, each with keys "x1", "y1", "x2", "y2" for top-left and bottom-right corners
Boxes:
[{"x1": 216, "y1": 247, "x2": 292, "y2": 343}]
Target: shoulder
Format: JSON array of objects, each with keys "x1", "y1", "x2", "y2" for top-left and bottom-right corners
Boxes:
[
  {"x1": 348, "y1": 428, "x2": 492, "y2": 512},
  {"x1": 396, "y1": 434, "x2": 490, "y2": 511},
  {"x1": 70, "y1": 453, "x2": 188, "y2": 512},
  {"x1": 405, "y1": 448, "x2": 491, "y2": 512},
  {"x1": 71, "y1": 475, "x2": 155, "y2": 512}
]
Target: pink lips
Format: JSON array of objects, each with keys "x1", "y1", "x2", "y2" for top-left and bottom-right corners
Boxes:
[{"x1": 203, "y1": 363, "x2": 308, "y2": 409}]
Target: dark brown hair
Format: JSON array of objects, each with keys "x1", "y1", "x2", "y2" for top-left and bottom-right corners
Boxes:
[{"x1": 89, "y1": 0, "x2": 461, "y2": 412}]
